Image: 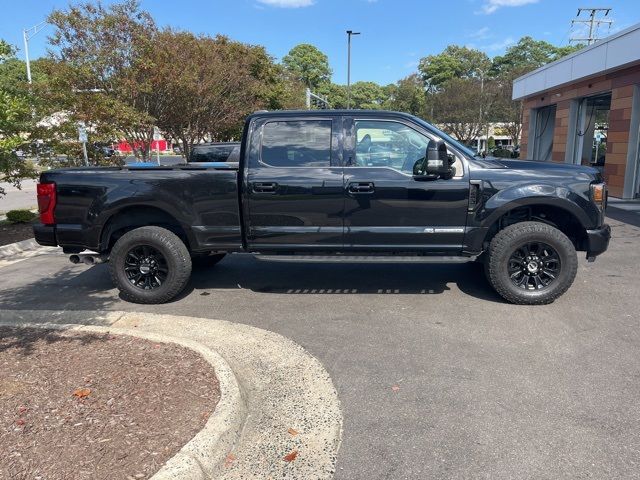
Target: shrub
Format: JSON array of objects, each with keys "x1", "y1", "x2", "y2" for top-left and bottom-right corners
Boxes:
[
  {"x1": 6, "y1": 209, "x2": 37, "y2": 223},
  {"x1": 492, "y1": 148, "x2": 513, "y2": 158}
]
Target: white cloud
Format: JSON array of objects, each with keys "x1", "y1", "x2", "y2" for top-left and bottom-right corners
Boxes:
[
  {"x1": 256, "y1": 0, "x2": 315, "y2": 7},
  {"x1": 468, "y1": 26, "x2": 492, "y2": 39},
  {"x1": 479, "y1": 0, "x2": 538, "y2": 14},
  {"x1": 482, "y1": 36, "x2": 516, "y2": 51}
]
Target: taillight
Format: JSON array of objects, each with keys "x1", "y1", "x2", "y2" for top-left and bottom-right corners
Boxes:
[{"x1": 37, "y1": 182, "x2": 56, "y2": 225}]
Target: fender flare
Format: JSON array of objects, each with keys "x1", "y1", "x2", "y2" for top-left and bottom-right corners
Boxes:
[{"x1": 479, "y1": 184, "x2": 592, "y2": 230}]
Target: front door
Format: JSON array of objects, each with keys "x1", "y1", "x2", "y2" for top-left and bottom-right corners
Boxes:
[
  {"x1": 245, "y1": 116, "x2": 344, "y2": 250},
  {"x1": 343, "y1": 117, "x2": 469, "y2": 253}
]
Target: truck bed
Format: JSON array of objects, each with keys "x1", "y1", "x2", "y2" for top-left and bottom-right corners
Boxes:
[{"x1": 38, "y1": 164, "x2": 242, "y2": 253}]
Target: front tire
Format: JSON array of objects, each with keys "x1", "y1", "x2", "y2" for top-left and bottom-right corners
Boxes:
[
  {"x1": 486, "y1": 221, "x2": 578, "y2": 305},
  {"x1": 109, "y1": 226, "x2": 192, "y2": 304}
]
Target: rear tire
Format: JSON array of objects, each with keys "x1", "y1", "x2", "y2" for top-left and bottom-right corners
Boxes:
[
  {"x1": 485, "y1": 221, "x2": 577, "y2": 305},
  {"x1": 109, "y1": 226, "x2": 192, "y2": 304}
]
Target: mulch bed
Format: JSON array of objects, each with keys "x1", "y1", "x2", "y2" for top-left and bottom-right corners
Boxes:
[
  {"x1": 0, "y1": 327, "x2": 220, "y2": 480},
  {"x1": 0, "y1": 222, "x2": 35, "y2": 247}
]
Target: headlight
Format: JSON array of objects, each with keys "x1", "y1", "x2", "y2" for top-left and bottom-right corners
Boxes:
[{"x1": 590, "y1": 182, "x2": 607, "y2": 210}]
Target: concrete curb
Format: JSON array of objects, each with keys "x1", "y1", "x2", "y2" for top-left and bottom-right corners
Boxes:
[
  {"x1": 0, "y1": 315, "x2": 248, "y2": 480},
  {"x1": 0, "y1": 238, "x2": 39, "y2": 258},
  {"x1": 0, "y1": 238, "x2": 62, "y2": 267},
  {"x1": 0, "y1": 310, "x2": 343, "y2": 479}
]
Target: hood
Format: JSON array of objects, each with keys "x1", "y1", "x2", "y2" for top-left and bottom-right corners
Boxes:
[{"x1": 498, "y1": 159, "x2": 600, "y2": 176}]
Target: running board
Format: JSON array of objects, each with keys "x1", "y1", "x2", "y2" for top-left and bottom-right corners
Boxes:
[{"x1": 253, "y1": 254, "x2": 475, "y2": 264}]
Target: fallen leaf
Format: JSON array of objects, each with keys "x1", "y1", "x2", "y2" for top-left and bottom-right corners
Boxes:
[
  {"x1": 16, "y1": 419, "x2": 25, "y2": 426},
  {"x1": 72, "y1": 388, "x2": 91, "y2": 398},
  {"x1": 283, "y1": 450, "x2": 298, "y2": 462},
  {"x1": 224, "y1": 453, "x2": 236, "y2": 467},
  {"x1": 391, "y1": 385, "x2": 400, "y2": 392},
  {"x1": 287, "y1": 428, "x2": 298, "y2": 436}
]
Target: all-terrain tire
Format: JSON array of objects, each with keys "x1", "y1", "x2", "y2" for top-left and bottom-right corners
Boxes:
[
  {"x1": 486, "y1": 221, "x2": 578, "y2": 305},
  {"x1": 109, "y1": 226, "x2": 192, "y2": 304}
]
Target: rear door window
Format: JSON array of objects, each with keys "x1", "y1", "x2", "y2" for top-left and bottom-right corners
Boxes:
[{"x1": 261, "y1": 120, "x2": 331, "y2": 167}]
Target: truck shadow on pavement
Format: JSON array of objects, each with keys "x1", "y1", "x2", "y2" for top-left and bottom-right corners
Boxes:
[
  {"x1": 0, "y1": 265, "x2": 120, "y2": 312},
  {"x1": 0, "y1": 254, "x2": 504, "y2": 311},
  {"x1": 183, "y1": 255, "x2": 504, "y2": 302}
]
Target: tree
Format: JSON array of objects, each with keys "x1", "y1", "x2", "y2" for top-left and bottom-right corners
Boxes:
[
  {"x1": 418, "y1": 46, "x2": 491, "y2": 89},
  {"x1": 349, "y1": 81, "x2": 386, "y2": 109},
  {"x1": 146, "y1": 31, "x2": 291, "y2": 158},
  {"x1": 491, "y1": 37, "x2": 582, "y2": 76},
  {"x1": 383, "y1": 74, "x2": 426, "y2": 116},
  {"x1": 0, "y1": 40, "x2": 36, "y2": 197},
  {"x1": 490, "y1": 37, "x2": 583, "y2": 149},
  {"x1": 282, "y1": 44, "x2": 332, "y2": 90},
  {"x1": 316, "y1": 82, "x2": 347, "y2": 109},
  {"x1": 432, "y1": 77, "x2": 486, "y2": 145},
  {"x1": 47, "y1": 0, "x2": 158, "y2": 160}
]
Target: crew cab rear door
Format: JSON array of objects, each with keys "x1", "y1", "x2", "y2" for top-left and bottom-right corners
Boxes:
[
  {"x1": 243, "y1": 115, "x2": 344, "y2": 250},
  {"x1": 342, "y1": 116, "x2": 469, "y2": 253}
]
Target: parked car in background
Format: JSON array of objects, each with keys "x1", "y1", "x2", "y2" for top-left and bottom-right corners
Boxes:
[
  {"x1": 34, "y1": 110, "x2": 610, "y2": 305},
  {"x1": 93, "y1": 143, "x2": 115, "y2": 158},
  {"x1": 189, "y1": 142, "x2": 241, "y2": 163}
]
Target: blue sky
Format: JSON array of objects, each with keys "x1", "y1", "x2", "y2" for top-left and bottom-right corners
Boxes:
[{"x1": 1, "y1": 0, "x2": 638, "y2": 86}]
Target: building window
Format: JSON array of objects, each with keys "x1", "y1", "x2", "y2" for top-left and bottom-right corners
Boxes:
[{"x1": 532, "y1": 105, "x2": 556, "y2": 162}]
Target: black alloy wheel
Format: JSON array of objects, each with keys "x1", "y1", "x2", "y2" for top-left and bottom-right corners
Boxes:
[
  {"x1": 507, "y1": 241, "x2": 561, "y2": 290},
  {"x1": 124, "y1": 244, "x2": 169, "y2": 290}
]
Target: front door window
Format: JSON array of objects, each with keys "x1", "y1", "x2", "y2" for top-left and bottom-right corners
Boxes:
[{"x1": 353, "y1": 120, "x2": 431, "y2": 174}]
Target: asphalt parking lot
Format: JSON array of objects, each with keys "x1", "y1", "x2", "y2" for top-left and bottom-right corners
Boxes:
[{"x1": 1, "y1": 208, "x2": 639, "y2": 479}]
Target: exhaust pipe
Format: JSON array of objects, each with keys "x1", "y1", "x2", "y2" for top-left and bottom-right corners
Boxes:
[{"x1": 69, "y1": 254, "x2": 108, "y2": 266}]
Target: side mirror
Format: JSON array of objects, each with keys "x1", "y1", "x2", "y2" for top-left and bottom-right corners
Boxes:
[{"x1": 425, "y1": 139, "x2": 451, "y2": 177}]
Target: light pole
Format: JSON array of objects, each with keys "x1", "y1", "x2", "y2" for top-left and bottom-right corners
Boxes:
[
  {"x1": 22, "y1": 21, "x2": 47, "y2": 84},
  {"x1": 346, "y1": 30, "x2": 360, "y2": 109}
]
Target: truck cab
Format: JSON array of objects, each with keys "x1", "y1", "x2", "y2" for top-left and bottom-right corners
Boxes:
[{"x1": 243, "y1": 111, "x2": 470, "y2": 253}]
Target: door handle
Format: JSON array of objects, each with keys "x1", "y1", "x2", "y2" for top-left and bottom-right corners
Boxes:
[
  {"x1": 252, "y1": 182, "x2": 278, "y2": 193},
  {"x1": 347, "y1": 182, "x2": 375, "y2": 194}
]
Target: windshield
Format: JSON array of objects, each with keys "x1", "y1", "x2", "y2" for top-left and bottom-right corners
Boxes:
[{"x1": 408, "y1": 115, "x2": 477, "y2": 158}]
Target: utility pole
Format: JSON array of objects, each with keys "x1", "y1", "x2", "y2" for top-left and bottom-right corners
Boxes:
[
  {"x1": 570, "y1": 7, "x2": 613, "y2": 45},
  {"x1": 346, "y1": 30, "x2": 360, "y2": 109},
  {"x1": 22, "y1": 21, "x2": 47, "y2": 84}
]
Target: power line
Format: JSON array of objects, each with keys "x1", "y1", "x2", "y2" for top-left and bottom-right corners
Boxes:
[{"x1": 570, "y1": 7, "x2": 613, "y2": 45}]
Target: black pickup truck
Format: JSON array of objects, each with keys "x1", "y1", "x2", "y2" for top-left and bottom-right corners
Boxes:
[{"x1": 34, "y1": 110, "x2": 610, "y2": 305}]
